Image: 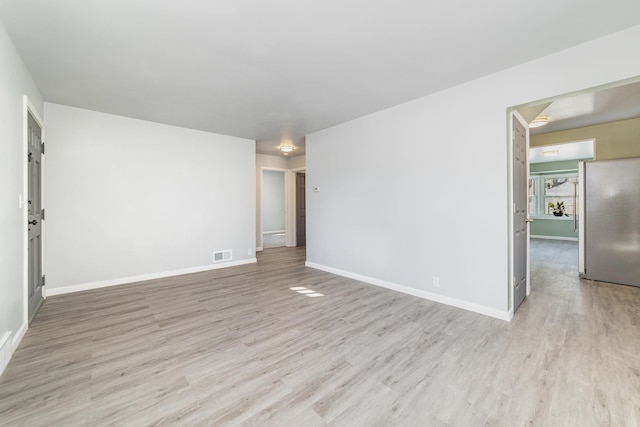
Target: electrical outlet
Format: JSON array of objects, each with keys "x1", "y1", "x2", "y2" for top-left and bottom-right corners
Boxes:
[
  {"x1": 432, "y1": 276, "x2": 440, "y2": 287},
  {"x1": 248, "y1": 248, "x2": 252, "y2": 256}
]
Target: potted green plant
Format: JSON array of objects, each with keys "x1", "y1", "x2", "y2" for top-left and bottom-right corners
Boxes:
[{"x1": 548, "y1": 201, "x2": 568, "y2": 217}]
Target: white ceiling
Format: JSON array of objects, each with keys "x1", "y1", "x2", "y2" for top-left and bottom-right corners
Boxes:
[
  {"x1": 529, "y1": 80, "x2": 640, "y2": 135},
  {"x1": 1, "y1": 0, "x2": 640, "y2": 144}
]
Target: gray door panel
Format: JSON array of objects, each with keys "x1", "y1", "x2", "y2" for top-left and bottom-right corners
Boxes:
[
  {"x1": 28, "y1": 111, "x2": 44, "y2": 322},
  {"x1": 513, "y1": 118, "x2": 527, "y2": 311}
]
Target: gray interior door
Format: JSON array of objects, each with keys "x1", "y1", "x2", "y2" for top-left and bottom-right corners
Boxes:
[
  {"x1": 513, "y1": 116, "x2": 528, "y2": 311},
  {"x1": 296, "y1": 173, "x2": 306, "y2": 246},
  {"x1": 28, "y1": 111, "x2": 44, "y2": 323}
]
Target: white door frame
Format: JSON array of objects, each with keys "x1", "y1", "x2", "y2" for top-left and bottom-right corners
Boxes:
[
  {"x1": 258, "y1": 166, "x2": 307, "y2": 250},
  {"x1": 259, "y1": 167, "x2": 288, "y2": 250},
  {"x1": 287, "y1": 167, "x2": 305, "y2": 247},
  {"x1": 508, "y1": 110, "x2": 531, "y2": 318}
]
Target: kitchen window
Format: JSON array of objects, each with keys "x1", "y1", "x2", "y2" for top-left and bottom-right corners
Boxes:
[{"x1": 528, "y1": 173, "x2": 578, "y2": 218}]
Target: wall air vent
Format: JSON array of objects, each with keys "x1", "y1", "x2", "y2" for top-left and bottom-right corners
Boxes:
[{"x1": 213, "y1": 249, "x2": 232, "y2": 263}]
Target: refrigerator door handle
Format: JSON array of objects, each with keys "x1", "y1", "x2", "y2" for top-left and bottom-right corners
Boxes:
[
  {"x1": 573, "y1": 179, "x2": 578, "y2": 232},
  {"x1": 578, "y1": 161, "x2": 585, "y2": 275}
]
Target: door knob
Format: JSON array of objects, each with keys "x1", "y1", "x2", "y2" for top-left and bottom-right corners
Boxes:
[{"x1": 525, "y1": 218, "x2": 534, "y2": 223}]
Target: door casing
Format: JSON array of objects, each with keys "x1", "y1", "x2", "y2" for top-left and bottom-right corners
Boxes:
[
  {"x1": 259, "y1": 167, "x2": 288, "y2": 250},
  {"x1": 296, "y1": 172, "x2": 306, "y2": 246}
]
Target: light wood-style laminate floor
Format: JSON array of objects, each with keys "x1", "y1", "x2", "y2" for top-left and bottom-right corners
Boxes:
[{"x1": 1, "y1": 242, "x2": 640, "y2": 426}]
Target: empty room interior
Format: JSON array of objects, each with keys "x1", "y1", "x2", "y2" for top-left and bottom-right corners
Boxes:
[{"x1": 1, "y1": 1, "x2": 640, "y2": 425}]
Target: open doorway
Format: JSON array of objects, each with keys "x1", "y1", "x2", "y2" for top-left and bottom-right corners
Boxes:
[
  {"x1": 255, "y1": 145, "x2": 306, "y2": 258},
  {"x1": 261, "y1": 169, "x2": 286, "y2": 249},
  {"x1": 528, "y1": 139, "x2": 594, "y2": 248},
  {"x1": 527, "y1": 140, "x2": 593, "y2": 296},
  {"x1": 511, "y1": 76, "x2": 640, "y2": 310}
]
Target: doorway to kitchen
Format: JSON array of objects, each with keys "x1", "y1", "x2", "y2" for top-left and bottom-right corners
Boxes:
[{"x1": 511, "y1": 76, "x2": 640, "y2": 310}]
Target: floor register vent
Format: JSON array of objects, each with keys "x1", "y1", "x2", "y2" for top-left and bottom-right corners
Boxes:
[{"x1": 213, "y1": 249, "x2": 232, "y2": 263}]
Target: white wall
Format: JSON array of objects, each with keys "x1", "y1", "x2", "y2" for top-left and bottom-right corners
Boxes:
[
  {"x1": 0, "y1": 21, "x2": 43, "y2": 374},
  {"x1": 307, "y1": 25, "x2": 640, "y2": 319},
  {"x1": 44, "y1": 103, "x2": 256, "y2": 290},
  {"x1": 262, "y1": 170, "x2": 285, "y2": 233},
  {"x1": 287, "y1": 155, "x2": 307, "y2": 171}
]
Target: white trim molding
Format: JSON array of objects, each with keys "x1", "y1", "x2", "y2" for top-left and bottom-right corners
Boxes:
[
  {"x1": 1, "y1": 321, "x2": 32, "y2": 378},
  {"x1": 0, "y1": 332, "x2": 12, "y2": 378},
  {"x1": 45, "y1": 259, "x2": 257, "y2": 297},
  {"x1": 287, "y1": 167, "x2": 305, "y2": 248},
  {"x1": 531, "y1": 235, "x2": 579, "y2": 242},
  {"x1": 12, "y1": 322, "x2": 28, "y2": 353},
  {"x1": 0, "y1": 321, "x2": 29, "y2": 379},
  {"x1": 305, "y1": 262, "x2": 512, "y2": 321},
  {"x1": 263, "y1": 230, "x2": 285, "y2": 235}
]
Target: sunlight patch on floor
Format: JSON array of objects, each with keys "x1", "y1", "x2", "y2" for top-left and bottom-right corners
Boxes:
[{"x1": 290, "y1": 286, "x2": 324, "y2": 297}]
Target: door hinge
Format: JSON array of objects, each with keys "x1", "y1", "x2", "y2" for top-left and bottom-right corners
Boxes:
[
  {"x1": 41, "y1": 208, "x2": 45, "y2": 220},
  {"x1": 513, "y1": 276, "x2": 516, "y2": 287},
  {"x1": 41, "y1": 141, "x2": 45, "y2": 155},
  {"x1": 42, "y1": 275, "x2": 46, "y2": 287}
]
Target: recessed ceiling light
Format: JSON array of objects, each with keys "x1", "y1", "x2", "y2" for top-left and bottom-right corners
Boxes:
[
  {"x1": 279, "y1": 145, "x2": 294, "y2": 153},
  {"x1": 530, "y1": 115, "x2": 549, "y2": 128}
]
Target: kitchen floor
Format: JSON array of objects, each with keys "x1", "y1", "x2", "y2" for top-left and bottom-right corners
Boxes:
[{"x1": 530, "y1": 237, "x2": 578, "y2": 268}]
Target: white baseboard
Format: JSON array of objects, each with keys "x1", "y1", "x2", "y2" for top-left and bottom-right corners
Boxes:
[
  {"x1": 12, "y1": 322, "x2": 27, "y2": 353},
  {"x1": 0, "y1": 332, "x2": 12, "y2": 378},
  {"x1": 531, "y1": 235, "x2": 579, "y2": 242},
  {"x1": 257, "y1": 246, "x2": 264, "y2": 252},
  {"x1": 305, "y1": 262, "x2": 511, "y2": 321},
  {"x1": 263, "y1": 230, "x2": 285, "y2": 235},
  {"x1": 45, "y1": 258, "x2": 257, "y2": 297},
  {"x1": 0, "y1": 321, "x2": 29, "y2": 379}
]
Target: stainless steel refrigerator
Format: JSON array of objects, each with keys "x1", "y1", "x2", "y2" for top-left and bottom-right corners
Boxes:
[{"x1": 578, "y1": 157, "x2": 640, "y2": 287}]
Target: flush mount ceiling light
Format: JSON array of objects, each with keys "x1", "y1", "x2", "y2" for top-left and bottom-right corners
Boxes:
[
  {"x1": 529, "y1": 115, "x2": 549, "y2": 128},
  {"x1": 542, "y1": 150, "x2": 559, "y2": 156},
  {"x1": 279, "y1": 144, "x2": 294, "y2": 154}
]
